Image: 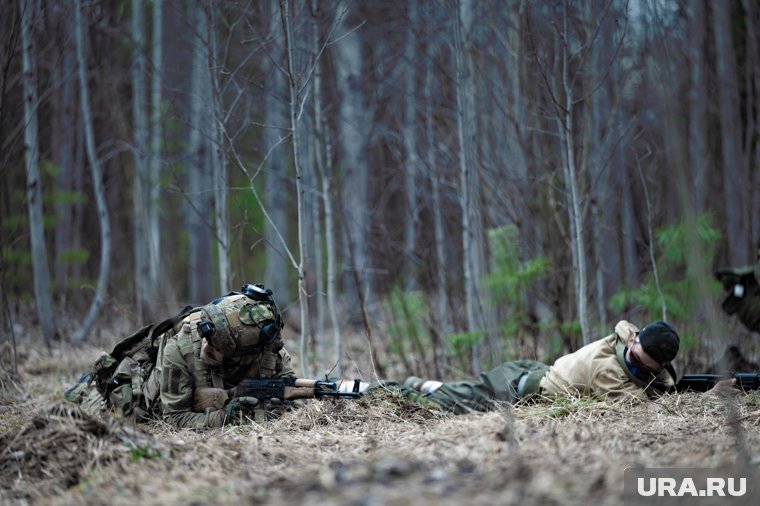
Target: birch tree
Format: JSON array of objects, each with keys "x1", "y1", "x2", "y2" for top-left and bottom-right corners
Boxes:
[
  {"x1": 72, "y1": 0, "x2": 111, "y2": 343},
  {"x1": 205, "y1": 4, "x2": 230, "y2": 295},
  {"x1": 556, "y1": 2, "x2": 590, "y2": 344},
  {"x1": 687, "y1": 0, "x2": 708, "y2": 213},
  {"x1": 584, "y1": 1, "x2": 609, "y2": 332},
  {"x1": 187, "y1": 4, "x2": 213, "y2": 304},
  {"x1": 132, "y1": 0, "x2": 151, "y2": 319},
  {"x1": 402, "y1": 1, "x2": 419, "y2": 291},
  {"x1": 712, "y1": 0, "x2": 750, "y2": 266},
  {"x1": 280, "y1": 0, "x2": 311, "y2": 377},
  {"x1": 148, "y1": 0, "x2": 163, "y2": 300},
  {"x1": 335, "y1": 3, "x2": 371, "y2": 306},
  {"x1": 309, "y1": 1, "x2": 325, "y2": 367},
  {"x1": 52, "y1": 3, "x2": 76, "y2": 303},
  {"x1": 264, "y1": 0, "x2": 290, "y2": 304},
  {"x1": 452, "y1": 0, "x2": 484, "y2": 372},
  {"x1": 313, "y1": 16, "x2": 342, "y2": 375},
  {"x1": 423, "y1": 5, "x2": 452, "y2": 340},
  {"x1": 20, "y1": 0, "x2": 58, "y2": 347},
  {"x1": 743, "y1": 0, "x2": 760, "y2": 246}
]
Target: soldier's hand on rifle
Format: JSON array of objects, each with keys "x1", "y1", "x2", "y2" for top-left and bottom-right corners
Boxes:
[
  {"x1": 706, "y1": 378, "x2": 739, "y2": 397},
  {"x1": 224, "y1": 396, "x2": 259, "y2": 424},
  {"x1": 264, "y1": 397, "x2": 283, "y2": 408}
]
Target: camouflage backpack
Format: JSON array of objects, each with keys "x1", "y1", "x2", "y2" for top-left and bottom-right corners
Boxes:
[{"x1": 64, "y1": 306, "x2": 195, "y2": 420}]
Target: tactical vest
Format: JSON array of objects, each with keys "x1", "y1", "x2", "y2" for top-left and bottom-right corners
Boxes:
[{"x1": 170, "y1": 297, "x2": 283, "y2": 391}]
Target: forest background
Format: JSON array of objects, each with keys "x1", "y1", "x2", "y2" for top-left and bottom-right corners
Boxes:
[{"x1": 1, "y1": 0, "x2": 759, "y2": 382}]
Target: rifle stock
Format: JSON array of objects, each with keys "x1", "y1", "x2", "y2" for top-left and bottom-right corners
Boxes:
[
  {"x1": 193, "y1": 377, "x2": 362, "y2": 412},
  {"x1": 675, "y1": 373, "x2": 760, "y2": 393}
]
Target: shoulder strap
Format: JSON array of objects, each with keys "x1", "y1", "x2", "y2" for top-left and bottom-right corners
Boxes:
[{"x1": 150, "y1": 305, "x2": 197, "y2": 345}]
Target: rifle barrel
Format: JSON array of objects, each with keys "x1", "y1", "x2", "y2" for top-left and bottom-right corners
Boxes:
[{"x1": 676, "y1": 373, "x2": 760, "y2": 392}]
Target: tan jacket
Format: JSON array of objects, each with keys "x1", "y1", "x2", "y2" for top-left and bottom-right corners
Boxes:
[{"x1": 538, "y1": 320, "x2": 675, "y2": 399}]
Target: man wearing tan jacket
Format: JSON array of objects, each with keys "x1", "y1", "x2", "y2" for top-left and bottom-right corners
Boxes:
[{"x1": 403, "y1": 320, "x2": 680, "y2": 414}]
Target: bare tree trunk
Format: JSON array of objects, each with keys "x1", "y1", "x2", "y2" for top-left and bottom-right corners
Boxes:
[
  {"x1": 205, "y1": 4, "x2": 230, "y2": 294},
  {"x1": 53, "y1": 3, "x2": 76, "y2": 306},
  {"x1": 403, "y1": 1, "x2": 419, "y2": 290},
  {"x1": 621, "y1": 168, "x2": 638, "y2": 288},
  {"x1": 583, "y1": 0, "x2": 612, "y2": 334},
  {"x1": 504, "y1": 0, "x2": 532, "y2": 247},
  {"x1": 132, "y1": 0, "x2": 150, "y2": 320},
  {"x1": 161, "y1": 1, "x2": 192, "y2": 302},
  {"x1": 72, "y1": 0, "x2": 111, "y2": 344},
  {"x1": 187, "y1": 5, "x2": 212, "y2": 304},
  {"x1": 264, "y1": 0, "x2": 289, "y2": 304},
  {"x1": 312, "y1": 151, "x2": 325, "y2": 366},
  {"x1": 309, "y1": 2, "x2": 326, "y2": 370},
  {"x1": 69, "y1": 112, "x2": 86, "y2": 292},
  {"x1": 313, "y1": 43, "x2": 342, "y2": 376},
  {"x1": 636, "y1": 157, "x2": 668, "y2": 322},
  {"x1": 712, "y1": 0, "x2": 750, "y2": 265},
  {"x1": 335, "y1": 3, "x2": 371, "y2": 307},
  {"x1": 453, "y1": 0, "x2": 482, "y2": 373},
  {"x1": 744, "y1": 0, "x2": 760, "y2": 247},
  {"x1": 556, "y1": 1, "x2": 589, "y2": 344},
  {"x1": 148, "y1": 0, "x2": 163, "y2": 301},
  {"x1": 688, "y1": 0, "x2": 708, "y2": 213},
  {"x1": 424, "y1": 18, "x2": 451, "y2": 340},
  {"x1": 20, "y1": 0, "x2": 58, "y2": 347},
  {"x1": 323, "y1": 141, "x2": 342, "y2": 375},
  {"x1": 281, "y1": 0, "x2": 311, "y2": 377},
  {"x1": 0, "y1": 273, "x2": 18, "y2": 373}
]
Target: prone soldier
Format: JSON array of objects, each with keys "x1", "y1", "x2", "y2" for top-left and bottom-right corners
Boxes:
[
  {"x1": 159, "y1": 284, "x2": 296, "y2": 428},
  {"x1": 401, "y1": 320, "x2": 681, "y2": 413}
]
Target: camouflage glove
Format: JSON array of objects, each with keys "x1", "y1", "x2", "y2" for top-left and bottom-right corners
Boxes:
[{"x1": 224, "y1": 396, "x2": 259, "y2": 425}]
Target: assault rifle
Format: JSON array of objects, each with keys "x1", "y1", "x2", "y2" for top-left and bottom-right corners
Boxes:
[
  {"x1": 675, "y1": 373, "x2": 760, "y2": 393},
  {"x1": 193, "y1": 377, "x2": 362, "y2": 412}
]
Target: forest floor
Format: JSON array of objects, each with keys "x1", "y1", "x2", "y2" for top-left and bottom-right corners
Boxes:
[{"x1": 2, "y1": 341, "x2": 760, "y2": 506}]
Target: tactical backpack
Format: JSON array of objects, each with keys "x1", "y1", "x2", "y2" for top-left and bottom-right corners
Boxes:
[{"x1": 64, "y1": 305, "x2": 195, "y2": 420}]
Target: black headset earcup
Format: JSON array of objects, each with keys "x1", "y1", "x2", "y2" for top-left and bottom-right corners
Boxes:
[{"x1": 260, "y1": 323, "x2": 280, "y2": 345}]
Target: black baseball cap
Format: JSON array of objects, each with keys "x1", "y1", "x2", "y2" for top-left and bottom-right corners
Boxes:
[{"x1": 638, "y1": 321, "x2": 680, "y2": 364}]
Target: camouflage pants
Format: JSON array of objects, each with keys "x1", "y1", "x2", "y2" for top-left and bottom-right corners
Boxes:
[{"x1": 419, "y1": 360, "x2": 549, "y2": 414}]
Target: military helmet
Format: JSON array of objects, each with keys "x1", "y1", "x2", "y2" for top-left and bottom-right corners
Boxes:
[{"x1": 198, "y1": 292, "x2": 280, "y2": 356}]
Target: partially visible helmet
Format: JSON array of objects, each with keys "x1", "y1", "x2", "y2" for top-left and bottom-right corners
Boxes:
[{"x1": 199, "y1": 294, "x2": 279, "y2": 356}]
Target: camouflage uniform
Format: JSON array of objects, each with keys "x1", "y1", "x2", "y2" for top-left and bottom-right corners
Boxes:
[
  {"x1": 413, "y1": 321, "x2": 676, "y2": 414},
  {"x1": 159, "y1": 294, "x2": 295, "y2": 428},
  {"x1": 715, "y1": 248, "x2": 760, "y2": 333}
]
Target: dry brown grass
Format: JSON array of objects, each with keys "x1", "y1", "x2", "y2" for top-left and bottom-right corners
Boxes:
[{"x1": 2, "y1": 343, "x2": 760, "y2": 506}]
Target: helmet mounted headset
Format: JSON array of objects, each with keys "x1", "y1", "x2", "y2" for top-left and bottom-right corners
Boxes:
[{"x1": 198, "y1": 283, "x2": 283, "y2": 356}]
